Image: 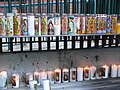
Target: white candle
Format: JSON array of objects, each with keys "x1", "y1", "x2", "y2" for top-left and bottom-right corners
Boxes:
[
  {"x1": 77, "y1": 67, "x2": 83, "y2": 81},
  {"x1": 40, "y1": 71, "x2": 47, "y2": 85},
  {"x1": 90, "y1": 66, "x2": 96, "y2": 80},
  {"x1": 25, "y1": 73, "x2": 33, "y2": 86},
  {"x1": 70, "y1": 68, "x2": 76, "y2": 82},
  {"x1": 47, "y1": 70, "x2": 54, "y2": 84},
  {"x1": 84, "y1": 67, "x2": 90, "y2": 80},
  {"x1": 28, "y1": 15, "x2": 35, "y2": 36},
  {"x1": 29, "y1": 80, "x2": 37, "y2": 90},
  {"x1": 11, "y1": 73, "x2": 19, "y2": 88},
  {"x1": 0, "y1": 71, "x2": 7, "y2": 89},
  {"x1": 118, "y1": 65, "x2": 120, "y2": 77},
  {"x1": 34, "y1": 71, "x2": 40, "y2": 85},
  {"x1": 42, "y1": 79, "x2": 50, "y2": 90},
  {"x1": 111, "y1": 64, "x2": 117, "y2": 78},
  {"x1": 54, "y1": 68, "x2": 61, "y2": 84},
  {"x1": 62, "y1": 68, "x2": 69, "y2": 83},
  {"x1": 102, "y1": 65, "x2": 109, "y2": 79}
]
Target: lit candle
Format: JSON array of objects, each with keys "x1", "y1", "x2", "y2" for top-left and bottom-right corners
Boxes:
[
  {"x1": 42, "y1": 79, "x2": 50, "y2": 90},
  {"x1": 70, "y1": 68, "x2": 76, "y2": 82},
  {"x1": 47, "y1": 70, "x2": 54, "y2": 84},
  {"x1": 102, "y1": 65, "x2": 109, "y2": 79},
  {"x1": 77, "y1": 67, "x2": 83, "y2": 81},
  {"x1": 90, "y1": 66, "x2": 96, "y2": 80},
  {"x1": 34, "y1": 71, "x2": 40, "y2": 85},
  {"x1": 25, "y1": 73, "x2": 33, "y2": 87},
  {"x1": 84, "y1": 67, "x2": 90, "y2": 80},
  {"x1": 11, "y1": 73, "x2": 19, "y2": 88},
  {"x1": 111, "y1": 64, "x2": 117, "y2": 78},
  {"x1": 62, "y1": 68, "x2": 69, "y2": 83},
  {"x1": 0, "y1": 71, "x2": 7, "y2": 89},
  {"x1": 40, "y1": 71, "x2": 47, "y2": 85},
  {"x1": 117, "y1": 65, "x2": 120, "y2": 77},
  {"x1": 29, "y1": 80, "x2": 38, "y2": 90},
  {"x1": 54, "y1": 68, "x2": 61, "y2": 84}
]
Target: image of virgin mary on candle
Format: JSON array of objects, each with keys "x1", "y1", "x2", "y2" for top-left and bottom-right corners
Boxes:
[
  {"x1": 21, "y1": 19, "x2": 28, "y2": 35},
  {"x1": 48, "y1": 19, "x2": 54, "y2": 35},
  {"x1": 11, "y1": 76, "x2": 16, "y2": 86}
]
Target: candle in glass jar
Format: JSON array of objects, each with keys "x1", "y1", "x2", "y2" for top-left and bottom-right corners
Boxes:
[
  {"x1": 25, "y1": 73, "x2": 33, "y2": 87},
  {"x1": 0, "y1": 71, "x2": 7, "y2": 89},
  {"x1": 102, "y1": 65, "x2": 109, "y2": 79},
  {"x1": 84, "y1": 67, "x2": 90, "y2": 80},
  {"x1": 43, "y1": 79, "x2": 50, "y2": 90},
  {"x1": 118, "y1": 65, "x2": 120, "y2": 77},
  {"x1": 77, "y1": 67, "x2": 83, "y2": 81},
  {"x1": 29, "y1": 80, "x2": 38, "y2": 90},
  {"x1": 33, "y1": 71, "x2": 40, "y2": 85},
  {"x1": 40, "y1": 71, "x2": 47, "y2": 85},
  {"x1": 90, "y1": 66, "x2": 96, "y2": 80},
  {"x1": 70, "y1": 68, "x2": 76, "y2": 82},
  {"x1": 54, "y1": 68, "x2": 61, "y2": 84},
  {"x1": 111, "y1": 64, "x2": 117, "y2": 78},
  {"x1": 47, "y1": 70, "x2": 54, "y2": 84},
  {"x1": 11, "y1": 73, "x2": 19, "y2": 88},
  {"x1": 62, "y1": 68, "x2": 69, "y2": 83}
]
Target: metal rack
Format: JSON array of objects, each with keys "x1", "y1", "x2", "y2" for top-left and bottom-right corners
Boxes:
[{"x1": 0, "y1": 0, "x2": 120, "y2": 53}]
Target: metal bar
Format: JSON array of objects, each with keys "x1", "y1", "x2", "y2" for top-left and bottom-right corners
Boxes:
[
  {"x1": 116, "y1": 35, "x2": 119, "y2": 47},
  {"x1": 108, "y1": 0, "x2": 111, "y2": 15},
  {"x1": 29, "y1": 0, "x2": 32, "y2": 13},
  {"x1": 95, "y1": 36, "x2": 99, "y2": 48},
  {"x1": 102, "y1": 35, "x2": 106, "y2": 48},
  {"x1": 20, "y1": 37, "x2": 23, "y2": 52},
  {"x1": 38, "y1": 37, "x2": 41, "y2": 51},
  {"x1": 72, "y1": 36, "x2": 75, "y2": 49},
  {"x1": 33, "y1": 0, "x2": 35, "y2": 13},
  {"x1": 0, "y1": 38, "x2": 2, "y2": 53},
  {"x1": 30, "y1": 37, "x2": 32, "y2": 51},
  {"x1": 56, "y1": 0, "x2": 59, "y2": 13},
  {"x1": 72, "y1": 0, "x2": 76, "y2": 14},
  {"x1": 47, "y1": 37, "x2": 50, "y2": 50},
  {"x1": 64, "y1": 36, "x2": 67, "y2": 49},
  {"x1": 77, "y1": 0, "x2": 79, "y2": 13},
  {"x1": 109, "y1": 35, "x2": 113, "y2": 47},
  {"x1": 38, "y1": 0, "x2": 41, "y2": 13},
  {"x1": 56, "y1": 36, "x2": 59, "y2": 50},
  {"x1": 80, "y1": 36, "x2": 83, "y2": 49},
  {"x1": 47, "y1": 0, "x2": 50, "y2": 13},
  {"x1": 8, "y1": 0, "x2": 12, "y2": 12},
  {"x1": 87, "y1": 36, "x2": 91, "y2": 48},
  {"x1": 10, "y1": 38, "x2": 13, "y2": 52}
]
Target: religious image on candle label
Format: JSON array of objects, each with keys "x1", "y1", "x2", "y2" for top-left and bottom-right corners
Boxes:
[
  {"x1": 34, "y1": 75, "x2": 39, "y2": 84},
  {"x1": 41, "y1": 16, "x2": 47, "y2": 35},
  {"x1": 55, "y1": 72, "x2": 59, "y2": 81},
  {"x1": 106, "y1": 16, "x2": 112, "y2": 34},
  {"x1": 62, "y1": 16, "x2": 68, "y2": 35},
  {"x1": 0, "y1": 16, "x2": 5, "y2": 35},
  {"x1": 63, "y1": 72, "x2": 69, "y2": 81},
  {"x1": 47, "y1": 17, "x2": 54, "y2": 35},
  {"x1": 35, "y1": 17, "x2": 39, "y2": 35},
  {"x1": 98, "y1": 67, "x2": 105, "y2": 77},
  {"x1": 86, "y1": 16, "x2": 92, "y2": 34},
  {"x1": 68, "y1": 16, "x2": 74, "y2": 35},
  {"x1": 74, "y1": 16, "x2": 80, "y2": 34},
  {"x1": 91, "y1": 16, "x2": 97, "y2": 34},
  {"x1": 21, "y1": 17, "x2": 28, "y2": 35},
  {"x1": 72, "y1": 71, "x2": 76, "y2": 80},
  {"x1": 84, "y1": 69, "x2": 89, "y2": 78},
  {"x1": 34, "y1": 84, "x2": 38, "y2": 90},
  {"x1": 11, "y1": 76, "x2": 16, "y2": 86},
  {"x1": 13, "y1": 15, "x2": 21, "y2": 35},
  {"x1": 25, "y1": 75, "x2": 30, "y2": 85}
]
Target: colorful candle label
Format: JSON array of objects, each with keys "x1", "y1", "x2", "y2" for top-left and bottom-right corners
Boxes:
[
  {"x1": 25, "y1": 75, "x2": 30, "y2": 85},
  {"x1": 62, "y1": 16, "x2": 68, "y2": 35},
  {"x1": 6, "y1": 14, "x2": 13, "y2": 36},
  {"x1": 54, "y1": 16, "x2": 61, "y2": 35},
  {"x1": 34, "y1": 75, "x2": 39, "y2": 84},
  {"x1": 102, "y1": 17, "x2": 107, "y2": 33},
  {"x1": 47, "y1": 16, "x2": 54, "y2": 35},
  {"x1": 74, "y1": 16, "x2": 80, "y2": 34},
  {"x1": 96, "y1": 16, "x2": 102, "y2": 34},
  {"x1": 80, "y1": 16, "x2": 86, "y2": 34},
  {"x1": 35, "y1": 17, "x2": 40, "y2": 35},
  {"x1": 92, "y1": 16, "x2": 97, "y2": 34},
  {"x1": 0, "y1": 16, "x2": 5, "y2": 36},
  {"x1": 98, "y1": 67, "x2": 105, "y2": 77},
  {"x1": 111, "y1": 16, "x2": 117, "y2": 34},
  {"x1": 72, "y1": 71, "x2": 76, "y2": 80},
  {"x1": 91, "y1": 69, "x2": 96, "y2": 78},
  {"x1": 21, "y1": 16, "x2": 28, "y2": 35},
  {"x1": 13, "y1": 15, "x2": 21, "y2": 36},
  {"x1": 11, "y1": 76, "x2": 16, "y2": 86},
  {"x1": 86, "y1": 16, "x2": 92, "y2": 34},
  {"x1": 55, "y1": 72, "x2": 60, "y2": 81},
  {"x1": 84, "y1": 69, "x2": 89, "y2": 78},
  {"x1": 63, "y1": 72, "x2": 69, "y2": 81},
  {"x1": 41, "y1": 16, "x2": 47, "y2": 35},
  {"x1": 106, "y1": 16, "x2": 112, "y2": 34},
  {"x1": 68, "y1": 16, "x2": 74, "y2": 35}
]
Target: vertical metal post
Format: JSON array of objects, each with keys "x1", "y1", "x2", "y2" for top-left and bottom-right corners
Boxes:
[
  {"x1": 56, "y1": 0, "x2": 59, "y2": 13},
  {"x1": 51, "y1": 0, "x2": 53, "y2": 13},
  {"x1": 108, "y1": 0, "x2": 111, "y2": 15},
  {"x1": 47, "y1": 0, "x2": 50, "y2": 13},
  {"x1": 38, "y1": 0, "x2": 41, "y2": 13},
  {"x1": 29, "y1": 0, "x2": 32, "y2": 13},
  {"x1": 72, "y1": 0, "x2": 76, "y2": 14},
  {"x1": 0, "y1": 38, "x2": 2, "y2": 53},
  {"x1": 94, "y1": 0, "x2": 96, "y2": 14}
]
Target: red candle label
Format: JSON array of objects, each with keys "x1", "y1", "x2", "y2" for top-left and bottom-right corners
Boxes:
[{"x1": 84, "y1": 69, "x2": 89, "y2": 78}]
